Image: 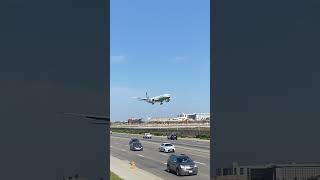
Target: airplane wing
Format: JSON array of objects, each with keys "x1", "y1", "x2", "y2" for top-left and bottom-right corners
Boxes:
[
  {"x1": 138, "y1": 98, "x2": 148, "y2": 101},
  {"x1": 131, "y1": 97, "x2": 148, "y2": 101},
  {"x1": 60, "y1": 112, "x2": 110, "y2": 121}
]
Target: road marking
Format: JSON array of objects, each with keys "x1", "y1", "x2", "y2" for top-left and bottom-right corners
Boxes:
[
  {"x1": 194, "y1": 161, "x2": 206, "y2": 165},
  {"x1": 110, "y1": 145, "x2": 113, "y2": 148},
  {"x1": 121, "y1": 149, "x2": 126, "y2": 152},
  {"x1": 110, "y1": 136, "x2": 209, "y2": 158},
  {"x1": 160, "y1": 153, "x2": 168, "y2": 156},
  {"x1": 164, "y1": 163, "x2": 167, "y2": 165},
  {"x1": 115, "y1": 142, "x2": 119, "y2": 144},
  {"x1": 111, "y1": 136, "x2": 209, "y2": 154},
  {"x1": 125, "y1": 145, "x2": 129, "y2": 147},
  {"x1": 137, "y1": 154, "x2": 144, "y2": 158}
]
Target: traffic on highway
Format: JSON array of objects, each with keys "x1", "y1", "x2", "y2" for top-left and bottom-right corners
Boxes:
[{"x1": 111, "y1": 132, "x2": 210, "y2": 180}]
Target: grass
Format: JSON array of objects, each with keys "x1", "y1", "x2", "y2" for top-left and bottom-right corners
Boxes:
[{"x1": 110, "y1": 171, "x2": 123, "y2": 180}]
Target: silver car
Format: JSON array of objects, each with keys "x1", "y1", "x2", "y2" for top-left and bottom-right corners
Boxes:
[
  {"x1": 167, "y1": 154, "x2": 198, "y2": 176},
  {"x1": 159, "y1": 143, "x2": 175, "y2": 153}
]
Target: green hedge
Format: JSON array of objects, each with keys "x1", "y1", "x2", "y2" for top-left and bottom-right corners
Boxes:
[
  {"x1": 195, "y1": 134, "x2": 210, "y2": 140},
  {"x1": 111, "y1": 128, "x2": 210, "y2": 140}
]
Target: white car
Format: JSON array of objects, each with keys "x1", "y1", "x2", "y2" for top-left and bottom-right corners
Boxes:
[
  {"x1": 143, "y1": 133, "x2": 152, "y2": 139},
  {"x1": 159, "y1": 143, "x2": 175, "y2": 153}
]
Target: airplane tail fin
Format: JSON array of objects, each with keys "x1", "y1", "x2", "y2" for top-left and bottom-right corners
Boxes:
[{"x1": 146, "y1": 92, "x2": 149, "y2": 98}]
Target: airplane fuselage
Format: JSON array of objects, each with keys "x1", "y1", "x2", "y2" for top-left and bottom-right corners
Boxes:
[
  {"x1": 146, "y1": 94, "x2": 171, "y2": 105},
  {"x1": 136, "y1": 92, "x2": 172, "y2": 105}
]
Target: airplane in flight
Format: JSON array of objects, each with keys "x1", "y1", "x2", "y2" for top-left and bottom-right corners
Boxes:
[{"x1": 134, "y1": 92, "x2": 172, "y2": 105}]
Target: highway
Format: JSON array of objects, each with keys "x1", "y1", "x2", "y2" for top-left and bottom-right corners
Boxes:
[{"x1": 110, "y1": 133, "x2": 210, "y2": 180}]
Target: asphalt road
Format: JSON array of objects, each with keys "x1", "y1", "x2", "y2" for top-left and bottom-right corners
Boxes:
[{"x1": 110, "y1": 133, "x2": 210, "y2": 180}]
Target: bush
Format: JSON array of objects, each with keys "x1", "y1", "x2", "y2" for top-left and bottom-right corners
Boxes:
[
  {"x1": 153, "y1": 132, "x2": 163, "y2": 136},
  {"x1": 111, "y1": 128, "x2": 210, "y2": 139},
  {"x1": 196, "y1": 134, "x2": 210, "y2": 140}
]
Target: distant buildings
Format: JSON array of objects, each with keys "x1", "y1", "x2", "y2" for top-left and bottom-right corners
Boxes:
[
  {"x1": 177, "y1": 113, "x2": 197, "y2": 120},
  {"x1": 195, "y1": 112, "x2": 210, "y2": 120},
  {"x1": 177, "y1": 112, "x2": 210, "y2": 120},
  {"x1": 147, "y1": 112, "x2": 210, "y2": 124},
  {"x1": 127, "y1": 117, "x2": 143, "y2": 125},
  {"x1": 214, "y1": 162, "x2": 320, "y2": 180},
  {"x1": 110, "y1": 113, "x2": 211, "y2": 125}
]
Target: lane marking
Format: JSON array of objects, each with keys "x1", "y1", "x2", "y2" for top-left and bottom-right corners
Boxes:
[
  {"x1": 110, "y1": 145, "x2": 113, "y2": 148},
  {"x1": 112, "y1": 133, "x2": 210, "y2": 145},
  {"x1": 111, "y1": 136, "x2": 209, "y2": 153},
  {"x1": 194, "y1": 161, "x2": 206, "y2": 165},
  {"x1": 137, "y1": 154, "x2": 144, "y2": 158},
  {"x1": 125, "y1": 145, "x2": 129, "y2": 147},
  {"x1": 121, "y1": 149, "x2": 126, "y2": 152},
  {"x1": 160, "y1": 153, "x2": 168, "y2": 156},
  {"x1": 111, "y1": 151, "x2": 209, "y2": 177},
  {"x1": 110, "y1": 136, "x2": 209, "y2": 158}
]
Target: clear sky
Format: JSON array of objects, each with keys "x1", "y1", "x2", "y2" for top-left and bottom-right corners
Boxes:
[{"x1": 111, "y1": 0, "x2": 210, "y2": 121}]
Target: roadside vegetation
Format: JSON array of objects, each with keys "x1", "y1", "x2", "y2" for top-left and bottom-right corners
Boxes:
[
  {"x1": 195, "y1": 134, "x2": 210, "y2": 140},
  {"x1": 110, "y1": 171, "x2": 123, "y2": 180},
  {"x1": 111, "y1": 128, "x2": 210, "y2": 140}
]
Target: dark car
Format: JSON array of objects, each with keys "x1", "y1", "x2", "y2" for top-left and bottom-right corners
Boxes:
[
  {"x1": 130, "y1": 142, "x2": 143, "y2": 151},
  {"x1": 167, "y1": 133, "x2": 178, "y2": 140},
  {"x1": 129, "y1": 138, "x2": 140, "y2": 145},
  {"x1": 167, "y1": 154, "x2": 198, "y2": 176}
]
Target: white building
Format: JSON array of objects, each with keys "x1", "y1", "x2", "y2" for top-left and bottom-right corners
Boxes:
[
  {"x1": 178, "y1": 112, "x2": 210, "y2": 121},
  {"x1": 177, "y1": 113, "x2": 196, "y2": 120},
  {"x1": 195, "y1": 112, "x2": 210, "y2": 120}
]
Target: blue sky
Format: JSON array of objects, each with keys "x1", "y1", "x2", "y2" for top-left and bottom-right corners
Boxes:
[{"x1": 111, "y1": 0, "x2": 210, "y2": 121}]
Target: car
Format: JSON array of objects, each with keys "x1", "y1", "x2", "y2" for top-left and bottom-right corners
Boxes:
[
  {"x1": 167, "y1": 133, "x2": 178, "y2": 140},
  {"x1": 159, "y1": 143, "x2": 175, "y2": 153},
  {"x1": 143, "y1": 133, "x2": 152, "y2": 139},
  {"x1": 130, "y1": 142, "x2": 143, "y2": 151},
  {"x1": 167, "y1": 154, "x2": 198, "y2": 176},
  {"x1": 129, "y1": 138, "x2": 140, "y2": 145}
]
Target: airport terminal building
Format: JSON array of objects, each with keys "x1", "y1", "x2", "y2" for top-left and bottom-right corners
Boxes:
[
  {"x1": 177, "y1": 112, "x2": 210, "y2": 120},
  {"x1": 214, "y1": 163, "x2": 320, "y2": 180}
]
